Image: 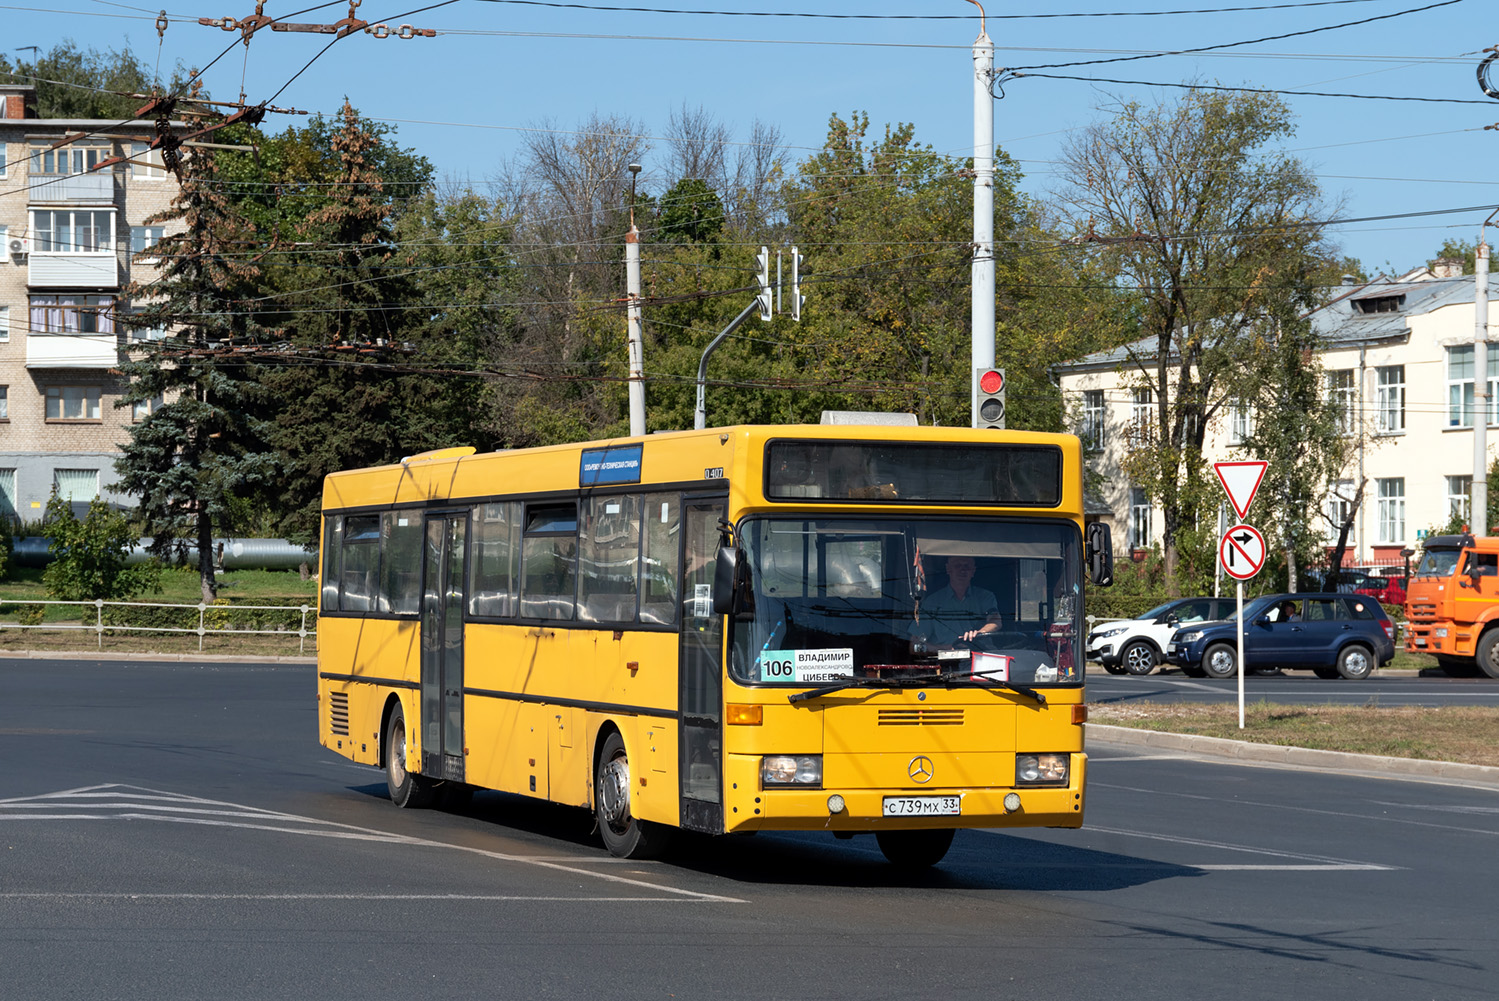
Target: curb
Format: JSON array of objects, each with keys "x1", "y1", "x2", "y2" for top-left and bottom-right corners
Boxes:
[
  {"x1": 0, "y1": 650, "x2": 315, "y2": 664},
  {"x1": 1088, "y1": 722, "x2": 1499, "y2": 788}
]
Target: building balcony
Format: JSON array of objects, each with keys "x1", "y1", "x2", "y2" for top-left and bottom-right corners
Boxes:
[
  {"x1": 28, "y1": 253, "x2": 118, "y2": 288},
  {"x1": 28, "y1": 172, "x2": 116, "y2": 204},
  {"x1": 26, "y1": 332, "x2": 120, "y2": 369}
]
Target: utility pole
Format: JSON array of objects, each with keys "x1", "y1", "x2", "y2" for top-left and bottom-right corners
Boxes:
[
  {"x1": 625, "y1": 163, "x2": 645, "y2": 437},
  {"x1": 968, "y1": 1, "x2": 995, "y2": 429},
  {"x1": 1476, "y1": 234, "x2": 1491, "y2": 536}
]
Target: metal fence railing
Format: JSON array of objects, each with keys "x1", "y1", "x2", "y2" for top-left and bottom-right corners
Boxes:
[{"x1": 0, "y1": 599, "x2": 317, "y2": 653}]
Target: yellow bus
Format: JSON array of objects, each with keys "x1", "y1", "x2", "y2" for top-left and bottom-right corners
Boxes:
[{"x1": 317, "y1": 423, "x2": 1112, "y2": 867}]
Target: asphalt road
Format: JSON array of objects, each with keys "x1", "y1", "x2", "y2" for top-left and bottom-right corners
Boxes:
[
  {"x1": 3, "y1": 657, "x2": 1497, "y2": 1000},
  {"x1": 1087, "y1": 667, "x2": 1499, "y2": 707}
]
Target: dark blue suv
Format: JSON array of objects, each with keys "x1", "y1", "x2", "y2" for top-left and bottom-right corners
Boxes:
[{"x1": 1165, "y1": 593, "x2": 1395, "y2": 680}]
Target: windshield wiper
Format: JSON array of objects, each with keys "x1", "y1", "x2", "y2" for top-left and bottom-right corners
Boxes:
[
  {"x1": 787, "y1": 668, "x2": 1045, "y2": 705},
  {"x1": 788, "y1": 677, "x2": 896, "y2": 702}
]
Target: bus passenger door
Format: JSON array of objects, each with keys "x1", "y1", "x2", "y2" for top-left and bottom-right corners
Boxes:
[
  {"x1": 421, "y1": 512, "x2": 468, "y2": 783},
  {"x1": 679, "y1": 500, "x2": 726, "y2": 834}
]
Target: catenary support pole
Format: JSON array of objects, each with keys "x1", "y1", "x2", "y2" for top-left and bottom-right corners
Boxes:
[
  {"x1": 1475, "y1": 238, "x2": 1490, "y2": 536},
  {"x1": 969, "y1": 3, "x2": 994, "y2": 428},
  {"x1": 626, "y1": 164, "x2": 646, "y2": 437}
]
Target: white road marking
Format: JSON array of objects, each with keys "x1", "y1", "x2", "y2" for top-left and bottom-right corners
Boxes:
[
  {"x1": 0, "y1": 784, "x2": 745, "y2": 903},
  {"x1": 1080, "y1": 823, "x2": 1400, "y2": 871}
]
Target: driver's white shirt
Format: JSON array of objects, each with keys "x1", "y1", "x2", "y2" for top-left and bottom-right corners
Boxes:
[{"x1": 912, "y1": 585, "x2": 999, "y2": 645}]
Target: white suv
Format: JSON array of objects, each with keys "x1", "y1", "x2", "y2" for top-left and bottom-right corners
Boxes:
[{"x1": 1087, "y1": 596, "x2": 1235, "y2": 676}]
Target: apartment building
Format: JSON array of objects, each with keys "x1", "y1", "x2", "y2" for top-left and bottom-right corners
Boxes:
[
  {"x1": 1056, "y1": 262, "x2": 1499, "y2": 564},
  {"x1": 0, "y1": 83, "x2": 180, "y2": 521}
]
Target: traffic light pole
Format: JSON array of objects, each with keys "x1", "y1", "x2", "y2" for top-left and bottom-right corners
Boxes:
[
  {"x1": 694, "y1": 298, "x2": 761, "y2": 431},
  {"x1": 694, "y1": 246, "x2": 801, "y2": 431}
]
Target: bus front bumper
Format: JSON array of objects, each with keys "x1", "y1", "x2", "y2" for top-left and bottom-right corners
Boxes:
[{"x1": 722, "y1": 753, "x2": 1087, "y2": 834}]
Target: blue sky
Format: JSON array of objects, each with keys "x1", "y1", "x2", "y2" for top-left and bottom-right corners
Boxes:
[{"x1": 9, "y1": 0, "x2": 1497, "y2": 271}]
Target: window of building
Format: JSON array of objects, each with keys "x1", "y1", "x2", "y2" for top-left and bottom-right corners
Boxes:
[
  {"x1": 53, "y1": 468, "x2": 99, "y2": 502},
  {"x1": 45, "y1": 386, "x2": 102, "y2": 421},
  {"x1": 130, "y1": 142, "x2": 167, "y2": 179},
  {"x1": 0, "y1": 305, "x2": 8, "y2": 343},
  {"x1": 1131, "y1": 388, "x2": 1153, "y2": 442},
  {"x1": 1325, "y1": 480, "x2": 1354, "y2": 543},
  {"x1": 1352, "y1": 295, "x2": 1404, "y2": 314},
  {"x1": 29, "y1": 295, "x2": 115, "y2": 335},
  {"x1": 1448, "y1": 475, "x2": 1472, "y2": 526},
  {"x1": 30, "y1": 141, "x2": 108, "y2": 175},
  {"x1": 1229, "y1": 401, "x2": 1252, "y2": 445},
  {"x1": 130, "y1": 225, "x2": 165, "y2": 262},
  {"x1": 1377, "y1": 478, "x2": 1405, "y2": 544},
  {"x1": 0, "y1": 386, "x2": 7, "y2": 420},
  {"x1": 1375, "y1": 365, "x2": 1405, "y2": 433},
  {"x1": 29, "y1": 209, "x2": 115, "y2": 253},
  {"x1": 0, "y1": 469, "x2": 15, "y2": 521},
  {"x1": 130, "y1": 394, "x2": 162, "y2": 422},
  {"x1": 1446, "y1": 346, "x2": 1499, "y2": 428},
  {"x1": 1081, "y1": 389, "x2": 1106, "y2": 450},
  {"x1": 1130, "y1": 486, "x2": 1152, "y2": 549},
  {"x1": 1326, "y1": 369, "x2": 1356, "y2": 435},
  {"x1": 0, "y1": 146, "x2": 7, "y2": 177}
]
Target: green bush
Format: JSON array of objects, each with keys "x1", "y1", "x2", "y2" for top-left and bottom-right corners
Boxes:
[{"x1": 41, "y1": 494, "x2": 161, "y2": 601}]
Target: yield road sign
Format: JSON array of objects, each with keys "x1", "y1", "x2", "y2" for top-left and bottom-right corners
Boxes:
[
  {"x1": 1219, "y1": 523, "x2": 1266, "y2": 580},
  {"x1": 1214, "y1": 461, "x2": 1268, "y2": 521}
]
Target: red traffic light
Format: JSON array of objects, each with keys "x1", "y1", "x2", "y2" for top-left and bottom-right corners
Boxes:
[{"x1": 979, "y1": 370, "x2": 1004, "y2": 394}]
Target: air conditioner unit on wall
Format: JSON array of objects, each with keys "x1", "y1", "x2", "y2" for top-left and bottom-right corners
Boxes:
[{"x1": 7, "y1": 237, "x2": 29, "y2": 257}]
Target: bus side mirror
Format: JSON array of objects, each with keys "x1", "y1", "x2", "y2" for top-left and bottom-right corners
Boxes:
[
  {"x1": 713, "y1": 546, "x2": 742, "y2": 615},
  {"x1": 1087, "y1": 522, "x2": 1114, "y2": 587}
]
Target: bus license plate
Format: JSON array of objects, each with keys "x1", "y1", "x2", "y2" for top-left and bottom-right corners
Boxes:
[{"x1": 883, "y1": 795, "x2": 961, "y2": 817}]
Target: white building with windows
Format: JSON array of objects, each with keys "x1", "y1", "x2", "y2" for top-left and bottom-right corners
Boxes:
[
  {"x1": 1057, "y1": 262, "x2": 1499, "y2": 565},
  {"x1": 0, "y1": 83, "x2": 180, "y2": 521}
]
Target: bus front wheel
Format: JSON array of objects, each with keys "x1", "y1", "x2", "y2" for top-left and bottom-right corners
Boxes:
[
  {"x1": 875, "y1": 828, "x2": 955, "y2": 868},
  {"x1": 385, "y1": 702, "x2": 435, "y2": 809},
  {"x1": 595, "y1": 731, "x2": 670, "y2": 859}
]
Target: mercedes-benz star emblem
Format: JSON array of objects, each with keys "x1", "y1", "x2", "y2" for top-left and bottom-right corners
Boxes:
[{"x1": 908, "y1": 755, "x2": 934, "y2": 784}]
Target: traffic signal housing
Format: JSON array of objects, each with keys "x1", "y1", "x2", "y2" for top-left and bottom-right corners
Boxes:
[
  {"x1": 976, "y1": 367, "x2": 1006, "y2": 429},
  {"x1": 755, "y1": 246, "x2": 772, "y2": 321}
]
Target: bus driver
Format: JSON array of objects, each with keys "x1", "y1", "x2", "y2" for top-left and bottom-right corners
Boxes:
[{"x1": 911, "y1": 555, "x2": 1002, "y2": 648}]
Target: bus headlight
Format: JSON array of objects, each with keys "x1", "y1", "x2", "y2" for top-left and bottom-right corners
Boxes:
[
  {"x1": 1016, "y1": 753, "x2": 1069, "y2": 786},
  {"x1": 762, "y1": 754, "x2": 822, "y2": 787}
]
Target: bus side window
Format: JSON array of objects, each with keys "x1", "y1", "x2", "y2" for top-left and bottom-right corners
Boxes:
[
  {"x1": 340, "y1": 515, "x2": 381, "y2": 612},
  {"x1": 639, "y1": 493, "x2": 679, "y2": 625},
  {"x1": 470, "y1": 501, "x2": 519, "y2": 618},
  {"x1": 321, "y1": 517, "x2": 343, "y2": 612},
  {"x1": 579, "y1": 495, "x2": 641, "y2": 624},
  {"x1": 380, "y1": 511, "x2": 423, "y2": 615},
  {"x1": 520, "y1": 503, "x2": 578, "y2": 621}
]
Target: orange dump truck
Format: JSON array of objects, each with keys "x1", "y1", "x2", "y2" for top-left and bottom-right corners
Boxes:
[{"x1": 1404, "y1": 533, "x2": 1499, "y2": 678}]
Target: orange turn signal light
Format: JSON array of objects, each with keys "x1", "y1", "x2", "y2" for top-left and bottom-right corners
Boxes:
[
  {"x1": 1072, "y1": 705, "x2": 1088, "y2": 725},
  {"x1": 726, "y1": 703, "x2": 763, "y2": 726}
]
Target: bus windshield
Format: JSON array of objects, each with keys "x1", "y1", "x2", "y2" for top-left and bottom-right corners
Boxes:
[{"x1": 728, "y1": 516, "x2": 1082, "y2": 688}]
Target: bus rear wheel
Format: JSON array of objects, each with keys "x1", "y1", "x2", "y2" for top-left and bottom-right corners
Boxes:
[
  {"x1": 385, "y1": 702, "x2": 435, "y2": 809},
  {"x1": 595, "y1": 731, "x2": 670, "y2": 859},
  {"x1": 876, "y1": 828, "x2": 955, "y2": 868}
]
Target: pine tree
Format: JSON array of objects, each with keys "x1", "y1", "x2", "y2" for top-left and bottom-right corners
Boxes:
[{"x1": 114, "y1": 148, "x2": 274, "y2": 603}]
